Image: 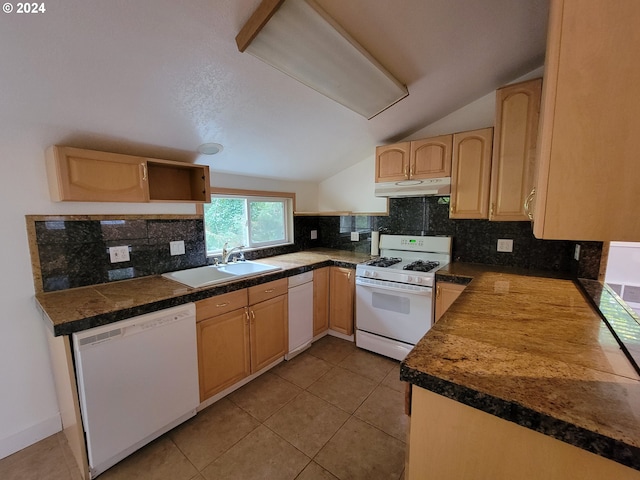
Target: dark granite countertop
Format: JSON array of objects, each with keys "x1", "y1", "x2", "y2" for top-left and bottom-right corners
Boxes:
[
  {"x1": 36, "y1": 249, "x2": 370, "y2": 336},
  {"x1": 401, "y1": 265, "x2": 640, "y2": 471}
]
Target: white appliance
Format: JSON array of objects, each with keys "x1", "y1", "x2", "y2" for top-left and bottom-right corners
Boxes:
[
  {"x1": 355, "y1": 235, "x2": 452, "y2": 361},
  {"x1": 72, "y1": 304, "x2": 199, "y2": 478},
  {"x1": 374, "y1": 177, "x2": 451, "y2": 197},
  {"x1": 286, "y1": 271, "x2": 314, "y2": 360}
]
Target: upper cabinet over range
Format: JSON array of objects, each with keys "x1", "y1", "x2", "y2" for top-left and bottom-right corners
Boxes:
[
  {"x1": 46, "y1": 146, "x2": 211, "y2": 203},
  {"x1": 532, "y1": 0, "x2": 640, "y2": 241},
  {"x1": 375, "y1": 135, "x2": 452, "y2": 183}
]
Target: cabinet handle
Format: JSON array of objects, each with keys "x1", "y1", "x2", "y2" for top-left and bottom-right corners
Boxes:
[
  {"x1": 404, "y1": 166, "x2": 408, "y2": 179},
  {"x1": 215, "y1": 302, "x2": 230, "y2": 308},
  {"x1": 348, "y1": 271, "x2": 351, "y2": 279},
  {"x1": 524, "y1": 187, "x2": 536, "y2": 220},
  {"x1": 250, "y1": 310, "x2": 256, "y2": 321},
  {"x1": 490, "y1": 202, "x2": 495, "y2": 218},
  {"x1": 264, "y1": 288, "x2": 275, "y2": 293},
  {"x1": 244, "y1": 309, "x2": 250, "y2": 324},
  {"x1": 410, "y1": 165, "x2": 415, "y2": 177},
  {"x1": 140, "y1": 163, "x2": 147, "y2": 181},
  {"x1": 450, "y1": 202, "x2": 456, "y2": 215},
  {"x1": 436, "y1": 285, "x2": 441, "y2": 299}
]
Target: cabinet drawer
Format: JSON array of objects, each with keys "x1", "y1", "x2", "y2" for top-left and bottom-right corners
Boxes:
[
  {"x1": 249, "y1": 278, "x2": 288, "y2": 305},
  {"x1": 196, "y1": 289, "x2": 248, "y2": 321}
]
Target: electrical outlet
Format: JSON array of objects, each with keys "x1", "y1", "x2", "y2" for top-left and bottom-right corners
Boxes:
[
  {"x1": 170, "y1": 240, "x2": 185, "y2": 256},
  {"x1": 574, "y1": 244, "x2": 581, "y2": 261},
  {"x1": 496, "y1": 239, "x2": 513, "y2": 253},
  {"x1": 310, "y1": 230, "x2": 318, "y2": 240},
  {"x1": 350, "y1": 231, "x2": 360, "y2": 241},
  {"x1": 109, "y1": 246, "x2": 130, "y2": 263}
]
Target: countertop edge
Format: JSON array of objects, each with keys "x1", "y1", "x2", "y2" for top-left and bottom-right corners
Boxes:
[
  {"x1": 399, "y1": 363, "x2": 640, "y2": 471},
  {"x1": 39, "y1": 256, "x2": 356, "y2": 336}
]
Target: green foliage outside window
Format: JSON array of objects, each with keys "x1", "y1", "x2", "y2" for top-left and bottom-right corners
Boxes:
[{"x1": 204, "y1": 196, "x2": 289, "y2": 255}]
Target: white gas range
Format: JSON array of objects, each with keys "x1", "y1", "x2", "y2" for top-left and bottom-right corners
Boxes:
[{"x1": 355, "y1": 234, "x2": 452, "y2": 361}]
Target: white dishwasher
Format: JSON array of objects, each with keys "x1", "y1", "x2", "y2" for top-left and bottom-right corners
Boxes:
[
  {"x1": 72, "y1": 303, "x2": 199, "y2": 478},
  {"x1": 286, "y1": 271, "x2": 314, "y2": 360}
]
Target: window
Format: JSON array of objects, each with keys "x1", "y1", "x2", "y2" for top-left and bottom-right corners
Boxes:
[{"x1": 203, "y1": 192, "x2": 294, "y2": 256}]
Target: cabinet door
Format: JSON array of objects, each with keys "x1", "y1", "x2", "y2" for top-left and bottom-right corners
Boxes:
[
  {"x1": 329, "y1": 267, "x2": 355, "y2": 336},
  {"x1": 250, "y1": 295, "x2": 287, "y2": 373},
  {"x1": 490, "y1": 79, "x2": 542, "y2": 221},
  {"x1": 410, "y1": 135, "x2": 453, "y2": 179},
  {"x1": 313, "y1": 267, "x2": 330, "y2": 336},
  {"x1": 533, "y1": 0, "x2": 640, "y2": 241},
  {"x1": 197, "y1": 308, "x2": 250, "y2": 401},
  {"x1": 434, "y1": 283, "x2": 466, "y2": 322},
  {"x1": 46, "y1": 146, "x2": 148, "y2": 202},
  {"x1": 450, "y1": 128, "x2": 493, "y2": 219},
  {"x1": 375, "y1": 143, "x2": 410, "y2": 182}
]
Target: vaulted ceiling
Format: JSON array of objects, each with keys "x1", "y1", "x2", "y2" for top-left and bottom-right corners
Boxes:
[{"x1": 0, "y1": 0, "x2": 548, "y2": 182}]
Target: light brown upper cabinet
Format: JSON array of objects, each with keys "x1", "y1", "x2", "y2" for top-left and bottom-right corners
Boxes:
[
  {"x1": 46, "y1": 146, "x2": 211, "y2": 203},
  {"x1": 375, "y1": 135, "x2": 452, "y2": 183},
  {"x1": 449, "y1": 128, "x2": 493, "y2": 219},
  {"x1": 532, "y1": 0, "x2": 640, "y2": 241},
  {"x1": 489, "y1": 78, "x2": 542, "y2": 221}
]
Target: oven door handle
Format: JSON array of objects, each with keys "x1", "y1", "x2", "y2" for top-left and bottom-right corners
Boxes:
[{"x1": 356, "y1": 277, "x2": 432, "y2": 296}]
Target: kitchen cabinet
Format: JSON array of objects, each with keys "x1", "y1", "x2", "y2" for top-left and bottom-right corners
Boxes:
[
  {"x1": 248, "y1": 278, "x2": 288, "y2": 372},
  {"x1": 408, "y1": 386, "x2": 640, "y2": 480},
  {"x1": 196, "y1": 279, "x2": 288, "y2": 401},
  {"x1": 532, "y1": 0, "x2": 640, "y2": 241},
  {"x1": 196, "y1": 289, "x2": 250, "y2": 401},
  {"x1": 375, "y1": 135, "x2": 452, "y2": 183},
  {"x1": 434, "y1": 282, "x2": 466, "y2": 322},
  {"x1": 46, "y1": 145, "x2": 211, "y2": 203},
  {"x1": 313, "y1": 267, "x2": 330, "y2": 336},
  {"x1": 329, "y1": 266, "x2": 355, "y2": 336},
  {"x1": 489, "y1": 78, "x2": 542, "y2": 221},
  {"x1": 449, "y1": 128, "x2": 494, "y2": 219}
]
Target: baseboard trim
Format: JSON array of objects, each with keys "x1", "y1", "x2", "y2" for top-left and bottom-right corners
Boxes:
[{"x1": 0, "y1": 414, "x2": 61, "y2": 460}]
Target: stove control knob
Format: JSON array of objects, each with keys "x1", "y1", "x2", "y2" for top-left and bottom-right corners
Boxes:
[
  {"x1": 406, "y1": 275, "x2": 414, "y2": 283},
  {"x1": 414, "y1": 276, "x2": 422, "y2": 284},
  {"x1": 371, "y1": 271, "x2": 378, "y2": 278}
]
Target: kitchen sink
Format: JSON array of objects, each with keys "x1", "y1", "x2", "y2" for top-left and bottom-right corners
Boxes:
[{"x1": 162, "y1": 261, "x2": 281, "y2": 288}]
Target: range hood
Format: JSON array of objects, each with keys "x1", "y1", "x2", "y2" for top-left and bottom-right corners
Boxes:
[{"x1": 374, "y1": 177, "x2": 451, "y2": 198}]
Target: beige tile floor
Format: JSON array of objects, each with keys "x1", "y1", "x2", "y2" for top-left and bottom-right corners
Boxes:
[{"x1": 0, "y1": 336, "x2": 408, "y2": 480}]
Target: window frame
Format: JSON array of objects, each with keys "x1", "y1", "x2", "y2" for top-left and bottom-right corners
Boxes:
[{"x1": 200, "y1": 188, "x2": 295, "y2": 257}]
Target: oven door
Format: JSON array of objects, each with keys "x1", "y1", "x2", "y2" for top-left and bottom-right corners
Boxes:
[{"x1": 355, "y1": 277, "x2": 433, "y2": 345}]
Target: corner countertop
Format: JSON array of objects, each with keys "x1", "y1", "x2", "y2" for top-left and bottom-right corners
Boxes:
[
  {"x1": 36, "y1": 249, "x2": 370, "y2": 336},
  {"x1": 401, "y1": 264, "x2": 640, "y2": 471}
]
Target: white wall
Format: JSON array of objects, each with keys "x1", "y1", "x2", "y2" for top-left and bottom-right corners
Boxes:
[
  {"x1": 211, "y1": 172, "x2": 318, "y2": 212},
  {"x1": 0, "y1": 128, "x2": 196, "y2": 460},
  {"x1": 317, "y1": 66, "x2": 545, "y2": 212}
]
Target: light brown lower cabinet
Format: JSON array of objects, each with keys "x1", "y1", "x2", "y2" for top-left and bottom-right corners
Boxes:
[
  {"x1": 196, "y1": 279, "x2": 287, "y2": 402},
  {"x1": 249, "y1": 294, "x2": 288, "y2": 372},
  {"x1": 408, "y1": 386, "x2": 640, "y2": 480},
  {"x1": 329, "y1": 266, "x2": 355, "y2": 336},
  {"x1": 434, "y1": 282, "x2": 466, "y2": 322},
  {"x1": 313, "y1": 267, "x2": 330, "y2": 336}
]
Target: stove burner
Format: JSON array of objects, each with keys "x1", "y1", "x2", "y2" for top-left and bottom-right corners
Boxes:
[
  {"x1": 366, "y1": 257, "x2": 402, "y2": 268},
  {"x1": 403, "y1": 260, "x2": 440, "y2": 272}
]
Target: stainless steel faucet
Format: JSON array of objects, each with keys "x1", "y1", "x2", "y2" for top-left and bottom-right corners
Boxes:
[{"x1": 221, "y1": 242, "x2": 245, "y2": 264}]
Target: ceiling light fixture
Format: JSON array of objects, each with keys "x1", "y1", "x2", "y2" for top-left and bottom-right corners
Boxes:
[
  {"x1": 197, "y1": 143, "x2": 223, "y2": 155},
  {"x1": 236, "y1": 0, "x2": 409, "y2": 120}
]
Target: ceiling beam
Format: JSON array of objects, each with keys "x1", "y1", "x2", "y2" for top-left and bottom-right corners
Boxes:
[{"x1": 236, "y1": 0, "x2": 286, "y2": 52}]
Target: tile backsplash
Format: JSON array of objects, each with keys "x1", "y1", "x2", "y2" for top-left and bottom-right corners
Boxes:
[{"x1": 29, "y1": 197, "x2": 602, "y2": 292}]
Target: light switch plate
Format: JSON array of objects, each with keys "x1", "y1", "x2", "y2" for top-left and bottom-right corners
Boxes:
[
  {"x1": 109, "y1": 246, "x2": 130, "y2": 263},
  {"x1": 350, "y1": 232, "x2": 359, "y2": 241},
  {"x1": 310, "y1": 230, "x2": 318, "y2": 240},
  {"x1": 170, "y1": 240, "x2": 185, "y2": 256},
  {"x1": 497, "y1": 239, "x2": 513, "y2": 253},
  {"x1": 574, "y1": 244, "x2": 581, "y2": 261}
]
